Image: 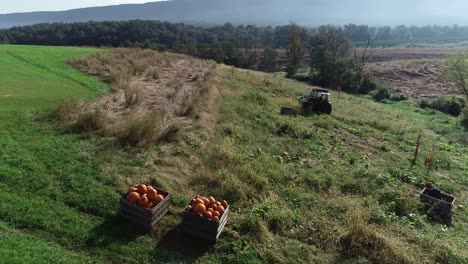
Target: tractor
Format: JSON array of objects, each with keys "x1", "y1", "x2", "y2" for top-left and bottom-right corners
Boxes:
[{"x1": 300, "y1": 88, "x2": 332, "y2": 115}]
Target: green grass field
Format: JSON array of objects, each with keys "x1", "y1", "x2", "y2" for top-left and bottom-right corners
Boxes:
[
  {"x1": 0, "y1": 45, "x2": 466, "y2": 263},
  {"x1": 0, "y1": 45, "x2": 107, "y2": 110}
]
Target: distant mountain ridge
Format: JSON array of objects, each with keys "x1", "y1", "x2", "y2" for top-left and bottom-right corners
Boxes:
[{"x1": 1, "y1": 0, "x2": 468, "y2": 28}]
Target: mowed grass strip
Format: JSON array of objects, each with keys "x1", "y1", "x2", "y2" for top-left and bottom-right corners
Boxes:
[
  {"x1": 0, "y1": 45, "x2": 150, "y2": 263},
  {"x1": 0, "y1": 45, "x2": 108, "y2": 110},
  {"x1": 0, "y1": 221, "x2": 93, "y2": 264}
]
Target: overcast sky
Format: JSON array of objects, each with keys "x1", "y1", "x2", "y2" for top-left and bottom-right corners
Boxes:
[
  {"x1": 2, "y1": 0, "x2": 468, "y2": 26},
  {"x1": 0, "y1": 0, "x2": 164, "y2": 14}
]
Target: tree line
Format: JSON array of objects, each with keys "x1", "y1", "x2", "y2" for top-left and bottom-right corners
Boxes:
[
  {"x1": 3, "y1": 21, "x2": 468, "y2": 47},
  {"x1": 3, "y1": 21, "x2": 468, "y2": 70}
]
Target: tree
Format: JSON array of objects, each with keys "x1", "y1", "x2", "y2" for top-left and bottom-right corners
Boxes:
[
  {"x1": 309, "y1": 25, "x2": 354, "y2": 89},
  {"x1": 352, "y1": 31, "x2": 375, "y2": 87},
  {"x1": 443, "y1": 51, "x2": 468, "y2": 99},
  {"x1": 260, "y1": 47, "x2": 278, "y2": 72},
  {"x1": 286, "y1": 24, "x2": 306, "y2": 77}
]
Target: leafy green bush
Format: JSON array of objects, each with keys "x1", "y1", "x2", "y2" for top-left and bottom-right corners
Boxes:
[
  {"x1": 418, "y1": 99, "x2": 432, "y2": 109},
  {"x1": 390, "y1": 93, "x2": 407, "y2": 102},
  {"x1": 462, "y1": 107, "x2": 468, "y2": 130},
  {"x1": 291, "y1": 73, "x2": 313, "y2": 83},
  {"x1": 431, "y1": 96, "x2": 465, "y2": 117},
  {"x1": 358, "y1": 76, "x2": 379, "y2": 94},
  {"x1": 372, "y1": 85, "x2": 390, "y2": 102}
]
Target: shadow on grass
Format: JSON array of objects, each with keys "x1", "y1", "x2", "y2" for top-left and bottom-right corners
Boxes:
[
  {"x1": 154, "y1": 224, "x2": 213, "y2": 263},
  {"x1": 86, "y1": 214, "x2": 148, "y2": 248}
]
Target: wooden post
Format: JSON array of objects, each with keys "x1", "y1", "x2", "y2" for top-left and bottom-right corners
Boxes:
[{"x1": 413, "y1": 131, "x2": 423, "y2": 165}]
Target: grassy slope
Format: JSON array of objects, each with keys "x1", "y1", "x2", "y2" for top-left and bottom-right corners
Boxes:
[
  {"x1": 212, "y1": 68, "x2": 467, "y2": 263},
  {"x1": 0, "y1": 46, "x2": 466, "y2": 263}
]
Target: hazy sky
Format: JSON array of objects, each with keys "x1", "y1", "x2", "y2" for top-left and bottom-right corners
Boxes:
[
  {"x1": 0, "y1": 0, "x2": 164, "y2": 14},
  {"x1": 2, "y1": 0, "x2": 468, "y2": 26}
]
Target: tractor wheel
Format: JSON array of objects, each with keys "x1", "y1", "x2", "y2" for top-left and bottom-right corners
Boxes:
[
  {"x1": 323, "y1": 102, "x2": 332, "y2": 115},
  {"x1": 302, "y1": 101, "x2": 314, "y2": 115}
]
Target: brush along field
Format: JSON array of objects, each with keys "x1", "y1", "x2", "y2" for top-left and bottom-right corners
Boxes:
[{"x1": 0, "y1": 45, "x2": 467, "y2": 263}]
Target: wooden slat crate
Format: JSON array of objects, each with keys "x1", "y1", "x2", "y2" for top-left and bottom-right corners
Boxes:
[
  {"x1": 420, "y1": 188, "x2": 455, "y2": 225},
  {"x1": 120, "y1": 187, "x2": 171, "y2": 229},
  {"x1": 182, "y1": 206, "x2": 229, "y2": 243}
]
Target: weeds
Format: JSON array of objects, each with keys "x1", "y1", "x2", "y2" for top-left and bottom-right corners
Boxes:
[
  {"x1": 53, "y1": 99, "x2": 82, "y2": 123},
  {"x1": 75, "y1": 109, "x2": 108, "y2": 132},
  {"x1": 124, "y1": 85, "x2": 143, "y2": 108},
  {"x1": 114, "y1": 113, "x2": 160, "y2": 147}
]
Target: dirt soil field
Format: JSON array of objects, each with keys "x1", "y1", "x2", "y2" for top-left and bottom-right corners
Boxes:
[
  {"x1": 362, "y1": 48, "x2": 464, "y2": 99},
  {"x1": 356, "y1": 48, "x2": 461, "y2": 62},
  {"x1": 367, "y1": 59, "x2": 461, "y2": 99}
]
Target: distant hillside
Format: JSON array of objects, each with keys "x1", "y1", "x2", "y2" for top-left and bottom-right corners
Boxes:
[
  {"x1": 2, "y1": 0, "x2": 317, "y2": 28},
  {"x1": 2, "y1": 0, "x2": 468, "y2": 28}
]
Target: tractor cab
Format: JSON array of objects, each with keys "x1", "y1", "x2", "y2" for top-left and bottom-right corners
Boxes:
[
  {"x1": 312, "y1": 89, "x2": 330, "y2": 101},
  {"x1": 301, "y1": 88, "x2": 332, "y2": 115},
  {"x1": 301, "y1": 88, "x2": 330, "y2": 102}
]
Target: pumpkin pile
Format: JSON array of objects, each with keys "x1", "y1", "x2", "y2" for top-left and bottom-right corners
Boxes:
[
  {"x1": 185, "y1": 195, "x2": 229, "y2": 222},
  {"x1": 127, "y1": 183, "x2": 165, "y2": 209}
]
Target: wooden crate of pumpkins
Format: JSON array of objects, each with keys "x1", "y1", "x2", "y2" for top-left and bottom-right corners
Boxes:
[
  {"x1": 182, "y1": 195, "x2": 230, "y2": 242},
  {"x1": 120, "y1": 183, "x2": 171, "y2": 229}
]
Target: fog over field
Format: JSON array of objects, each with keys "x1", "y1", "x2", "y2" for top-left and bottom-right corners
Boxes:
[{"x1": 1, "y1": 0, "x2": 468, "y2": 28}]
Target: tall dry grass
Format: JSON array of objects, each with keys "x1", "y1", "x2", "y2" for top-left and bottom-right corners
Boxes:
[
  {"x1": 75, "y1": 109, "x2": 108, "y2": 133},
  {"x1": 337, "y1": 209, "x2": 417, "y2": 264},
  {"x1": 53, "y1": 99, "x2": 83, "y2": 124},
  {"x1": 65, "y1": 48, "x2": 220, "y2": 148}
]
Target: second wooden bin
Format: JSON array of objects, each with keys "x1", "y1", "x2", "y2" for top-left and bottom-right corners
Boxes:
[
  {"x1": 120, "y1": 187, "x2": 171, "y2": 229},
  {"x1": 182, "y1": 206, "x2": 229, "y2": 242}
]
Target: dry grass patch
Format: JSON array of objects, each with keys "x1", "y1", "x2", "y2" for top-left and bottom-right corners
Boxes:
[
  {"x1": 54, "y1": 99, "x2": 83, "y2": 124},
  {"x1": 66, "y1": 48, "x2": 221, "y2": 147},
  {"x1": 75, "y1": 109, "x2": 108, "y2": 133},
  {"x1": 113, "y1": 113, "x2": 160, "y2": 147},
  {"x1": 338, "y1": 209, "x2": 418, "y2": 264}
]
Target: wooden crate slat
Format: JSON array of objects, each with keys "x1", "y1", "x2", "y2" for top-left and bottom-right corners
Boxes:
[
  {"x1": 419, "y1": 188, "x2": 455, "y2": 225},
  {"x1": 119, "y1": 186, "x2": 171, "y2": 230},
  {"x1": 182, "y1": 205, "x2": 229, "y2": 242}
]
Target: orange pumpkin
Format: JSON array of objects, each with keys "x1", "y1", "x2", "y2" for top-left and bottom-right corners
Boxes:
[
  {"x1": 127, "y1": 192, "x2": 140, "y2": 203},
  {"x1": 154, "y1": 194, "x2": 164, "y2": 204},
  {"x1": 128, "y1": 187, "x2": 138, "y2": 194},
  {"x1": 208, "y1": 196, "x2": 216, "y2": 205},
  {"x1": 147, "y1": 188, "x2": 158, "y2": 201},
  {"x1": 195, "y1": 198, "x2": 204, "y2": 205},
  {"x1": 194, "y1": 203, "x2": 206, "y2": 215},
  {"x1": 204, "y1": 211, "x2": 213, "y2": 219},
  {"x1": 216, "y1": 205, "x2": 225, "y2": 216},
  {"x1": 201, "y1": 197, "x2": 210, "y2": 207},
  {"x1": 212, "y1": 211, "x2": 220, "y2": 218},
  {"x1": 221, "y1": 200, "x2": 229, "y2": 208},
  {"x1": 137, "y1": 184, "x2": 147, "y2": 195},
  {"x1": 138, "y1": 194, "x2": 149, "y2": 207}
]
